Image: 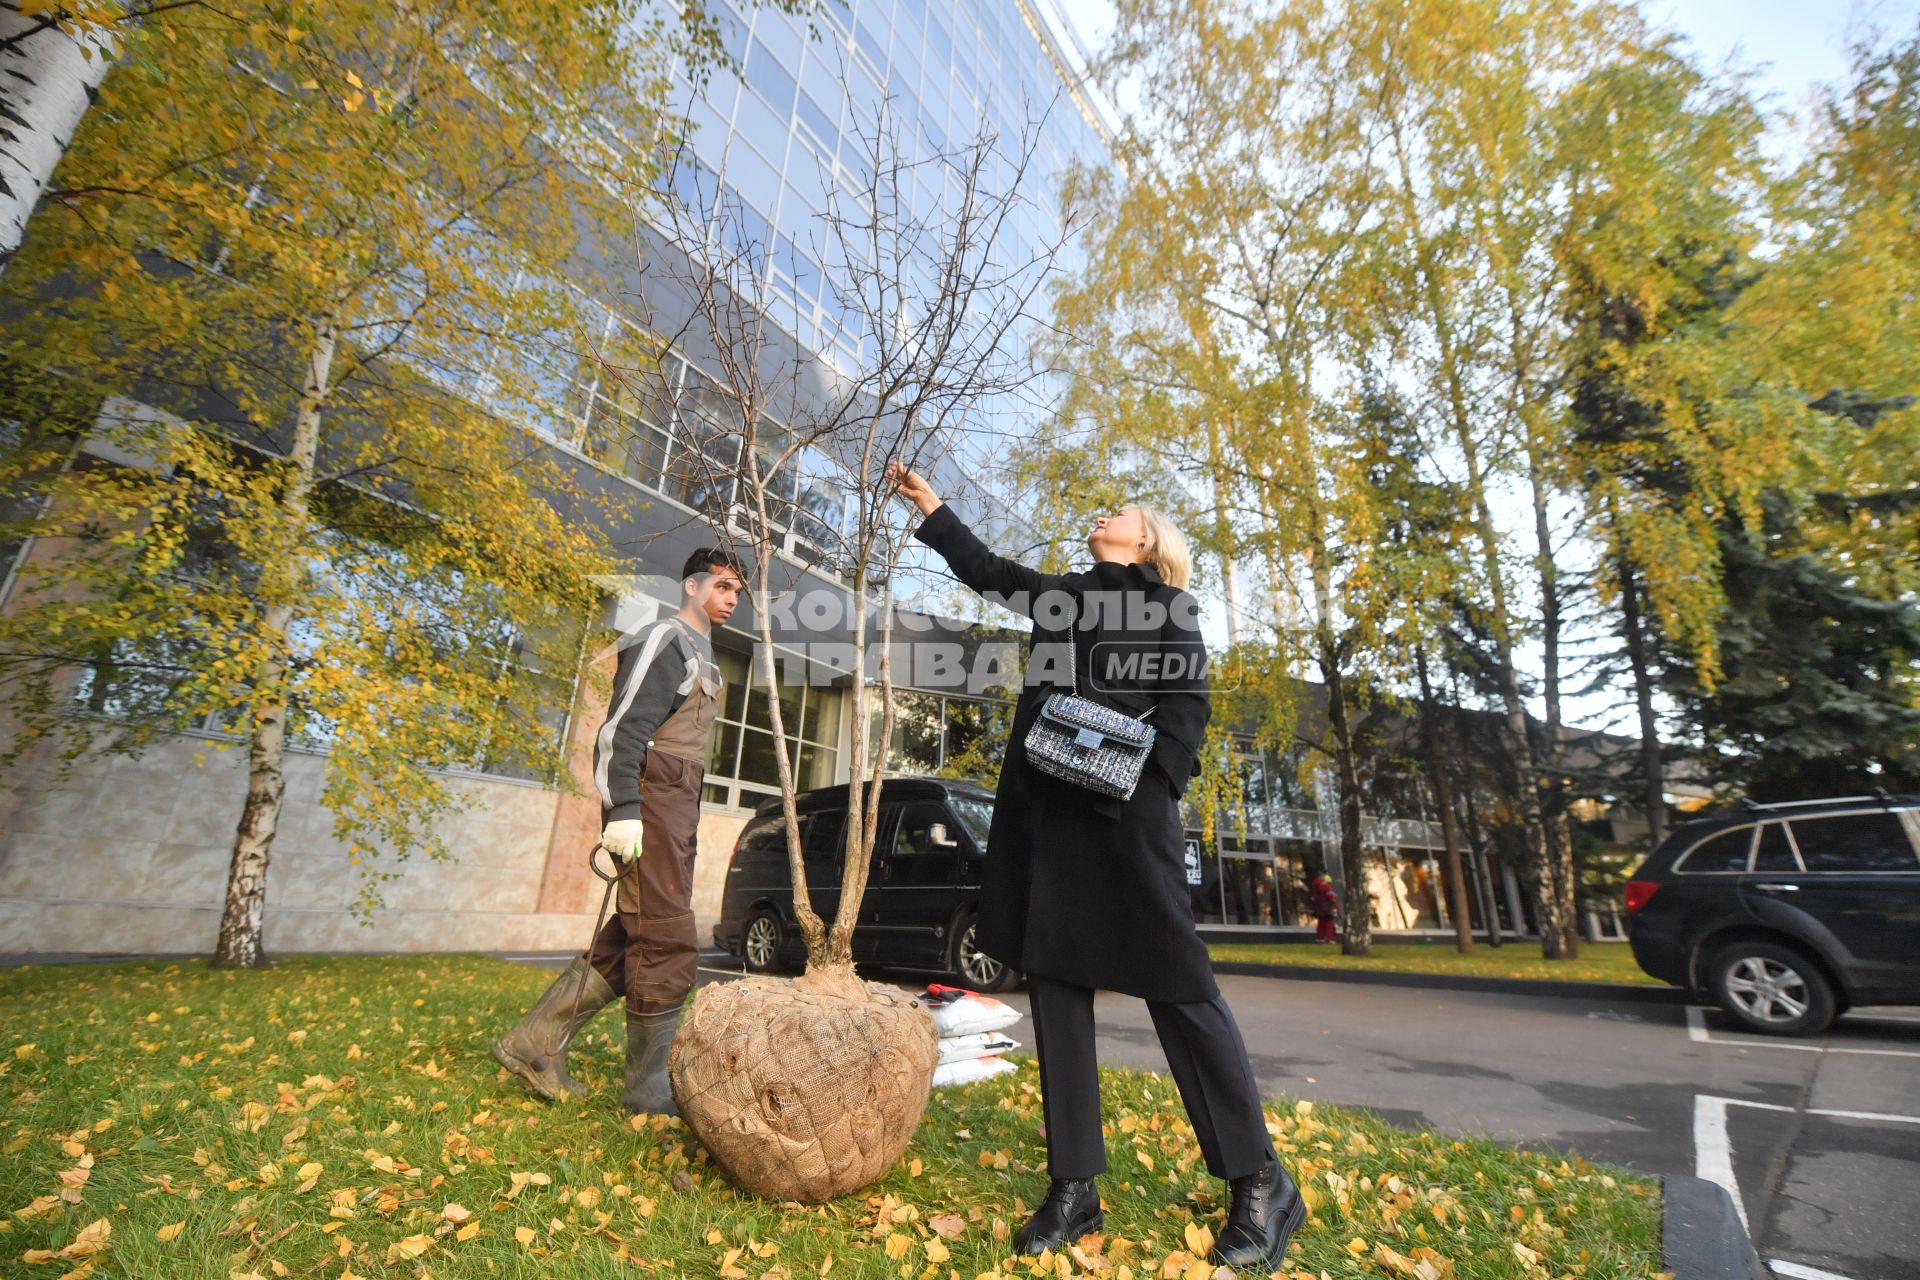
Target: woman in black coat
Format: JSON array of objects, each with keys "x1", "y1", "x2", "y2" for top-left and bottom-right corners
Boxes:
[{"x1": 887, "y1": 463, "x2": 1304, "y2": 1272}]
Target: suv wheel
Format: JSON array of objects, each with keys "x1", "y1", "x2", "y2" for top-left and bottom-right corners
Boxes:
[
  {"x1": 1709, "y1": 941, "x2": 1836, "y2": 1037},
  {"x1": 949, "y1": 914, "x2": 1018, "y2": 994},
  {"x1": 743, "y1": 909, "x2": 786, "y2": 974}
]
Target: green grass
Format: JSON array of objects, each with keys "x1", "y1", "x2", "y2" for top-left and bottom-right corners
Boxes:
[
  {"x1": 0, "y1": 955, "x2": 1662, "y2": 1278},
  {"x1": 1207, "y1": 940, "x2": 1662, "y2": 987}
]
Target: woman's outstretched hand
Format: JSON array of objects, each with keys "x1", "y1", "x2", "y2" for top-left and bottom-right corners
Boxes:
[{"x1": 886, "y1": 461, "x2": 943, "y2": 518}]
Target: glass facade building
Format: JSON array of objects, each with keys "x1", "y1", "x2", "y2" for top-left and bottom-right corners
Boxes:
[
  {"x1": 561, "y1": 0, "x2": 1115, "y2": 811},
  {"x1": 670, "y1": 0, "x2": 1109, "y2": 390}
]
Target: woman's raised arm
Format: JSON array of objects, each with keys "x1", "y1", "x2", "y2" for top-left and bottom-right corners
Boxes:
[{"x1": 888, "y1": 462, "x2": 1071, "y2": 617}]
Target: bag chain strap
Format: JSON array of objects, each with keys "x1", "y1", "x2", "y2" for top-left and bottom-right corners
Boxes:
[{"x1": 1059, "y1": 618, "x2": 1155, "y2": 723}]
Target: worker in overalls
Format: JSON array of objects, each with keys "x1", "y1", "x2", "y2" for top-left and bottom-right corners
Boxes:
[{"x1": 492, "y1": 547, "x2": 741, "y2": 1115}]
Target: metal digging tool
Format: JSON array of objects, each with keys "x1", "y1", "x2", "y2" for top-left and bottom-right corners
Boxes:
[{"x1": 547, "y1": 841, "x2": 622, "y2": 1056}]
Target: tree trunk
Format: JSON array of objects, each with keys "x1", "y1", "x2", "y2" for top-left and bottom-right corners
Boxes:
[
  {"x1": 1526, "y1": 445, "x2": 1579, "y2": 960},
  {"x1": 0, "y1": 7, "x2": 113, "y2": 268},
  {"x1": 1449, "y1": 678, "x2": 1504, "y2": 947},
  {"x1": 1254, "y1": 479, "x2": 1291, "y2": 633},
  {"x1": 1323, "y1": 656, "x2": 1369, "y2": 957},
  {"x1": 1304, "y1": 491, "x2": 1368, "y2": 957},
  {"x1": 1386, "y1": 117, "x2": 1568, "y2": 958},
  {"x1": 1618, "y1": 557, "x2": 1667, "y2": 847},
  {"x1": 1416, "y1": 649, "x2": 1473, "y2": 952},
  {"x1": 1205, "y1": 415, "x2": 1240, "y2": 647},
  {"x1": 213, "y1": 313, "x2": 336, "y2": 968}
]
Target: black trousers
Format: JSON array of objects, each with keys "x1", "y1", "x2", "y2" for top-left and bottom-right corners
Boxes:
[{"x1": 1026, "y1": 975, "x2": 1277, "y2": 1180}]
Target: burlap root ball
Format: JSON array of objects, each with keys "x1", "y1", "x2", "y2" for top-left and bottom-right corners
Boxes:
[{"x1": 667, "y1": 964, "x2": 938, "y2": 1202}]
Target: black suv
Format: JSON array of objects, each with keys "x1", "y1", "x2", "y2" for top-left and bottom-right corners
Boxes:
[
  {"x1": 1625, "y1": 794, "x2": 1920, "y2": 1035},
  {"x1": 711, "y1": 777, "x2": 1017, "y2": 992}
]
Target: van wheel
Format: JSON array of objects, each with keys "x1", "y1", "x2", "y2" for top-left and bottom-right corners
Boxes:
[
  {"x1": 743, "y1": 910, "x2": 786, "y2": 974},
  {"x1": 1709, "y1": 941, "x2": 1836, "y2": 1037},
  {"x1": 949, "y1": 914, "x2": 1018, "y2": 994}
]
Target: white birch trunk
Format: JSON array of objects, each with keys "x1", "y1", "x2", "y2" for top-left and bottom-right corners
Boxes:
[
  {"x1": 213, "y1": 313, "x2": 336, "y2": 967},
  {"x1": 0, "y1": 5, "x2": 114, "y2": 268}
]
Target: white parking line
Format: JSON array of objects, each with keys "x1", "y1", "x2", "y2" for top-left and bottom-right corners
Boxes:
[
  {"x1": 1694, "y1": 1094, "x2": 1764, "y2": 1232},
  {"x1": 1770, "y1": 1259, "x2": 1859, "y2": 1280},
  {"x1": 1795, "y1": 1105, "x2": 1920, "y2": 1126},
  {"x1": 1696, "y1": 1093, "x2": 1920, "y2": 1236},
  {"x1": 1686, "y1": 1006, "x2": 1920, "y2": 1058}
]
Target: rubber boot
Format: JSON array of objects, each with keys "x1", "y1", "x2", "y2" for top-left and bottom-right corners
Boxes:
[
  {"x1": 623, "y1": 1007, "x2": 681, "y2": 1117},
  {"x1": 491, "y1": 956, "x2": 616, "y2": 1101}
]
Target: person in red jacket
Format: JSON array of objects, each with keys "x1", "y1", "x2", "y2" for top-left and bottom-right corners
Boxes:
[{"x1": 1310, "y1": 872, "x2": 1339, "y2": 944}]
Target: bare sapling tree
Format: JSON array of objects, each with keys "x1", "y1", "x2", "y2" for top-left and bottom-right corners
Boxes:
[{"x1": 604, "y1": 87, "x2": 1069, "y2": 1201}]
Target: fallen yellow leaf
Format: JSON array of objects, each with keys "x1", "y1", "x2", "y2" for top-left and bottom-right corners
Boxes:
[
  {"x1": 156, "y1": 1221, "x2": 185, "y2": 1242},
  {"x1": 1373, "y1": 1243, "x2": 1417, "y2": 1277},
  {"x1": 514, "y1": 1226, "x2": 536, "y2": 1246},
  {"x1": 385, "y1": 1233, "x2": 434, "y2": 1263}
]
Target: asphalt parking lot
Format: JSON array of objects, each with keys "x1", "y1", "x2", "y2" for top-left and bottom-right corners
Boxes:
[{"x1": 503, "y1": 951, "x2": 1920, "y2": 1280}]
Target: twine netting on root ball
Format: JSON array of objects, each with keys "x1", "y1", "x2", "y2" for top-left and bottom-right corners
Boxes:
[{"x1": 668, "y1": 967, "x2": 938, "y2": 1202}]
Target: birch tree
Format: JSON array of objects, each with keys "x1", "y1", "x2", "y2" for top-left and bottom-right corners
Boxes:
[
  {"x1": 0, "y1": 0, "x2": 719, "y2": 966},
  {"x1": 0, "y1": 1, "x2": 117, "y2": 267}
]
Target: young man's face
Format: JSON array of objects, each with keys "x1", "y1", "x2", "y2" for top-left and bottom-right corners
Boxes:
[{"x1": 687, "y1": 563, "x2": 744, "y2": 626}]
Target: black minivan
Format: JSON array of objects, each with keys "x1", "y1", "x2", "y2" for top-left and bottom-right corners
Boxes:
[
  {"x1": 1625, "y1": 794, "x2": 1920, "y2": 1035},
  {"x1": 711, "y1": 777, "x2": 1017, "y2": 992}
]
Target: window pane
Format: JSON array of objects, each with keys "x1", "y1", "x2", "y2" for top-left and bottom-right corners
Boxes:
[
  {"x1": 737, "y1": 727, "x2": 783, "y2": 786},
  {"x1": 796, "y1": 91, "x2": 838, "y2": 152},
  {"x1": 775, "y1": 675, "x2": 802, "y2": 736},
  {"x1": 796, "y1": 740, "x2": 836, "y2": 790},
  {"x1": 886, "y1": 691, "x2": 942, "y2": 772},
  {"x1": 802, "y1": 686, "x2": 843, "y2": 745},
  {"x1": 736, "y1": 813, "x2": 785, "y2": 859},
  {"x1": 941, "y1": 698, "x2": 1009, "y2": 779},
  {"x1": 744, "y1": 38, "x2": 797, "y2": 113},
  {"x1": 949, "y1": 794, "x2": 993, "y2": 853},
  {"x1": 718, "y1": 648, "x2": 750, "y2": 720},
  {"x1": 708, "y1": 720, "x2": 742, "y2": 776},
  {"x1": 892, "y1": 802, "x2": 956, "y2": 857},
  {"x1": 1677, "y1": 826, "x2": 1753, "y2": 873},
  {"x1": 1788, "y1": 813, "x2": 1919, "y2": 872},
  {"x1": 1753, "y1": 823, "x2": 1801, "y2": 872},
  {"x1": 804, "y1": 810, "x2": 844, "y2": 860}
]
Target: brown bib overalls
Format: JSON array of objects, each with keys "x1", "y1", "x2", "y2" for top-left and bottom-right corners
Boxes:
[{"x1": 587, "y1": 618, "x2": 723, "y2": 1014}]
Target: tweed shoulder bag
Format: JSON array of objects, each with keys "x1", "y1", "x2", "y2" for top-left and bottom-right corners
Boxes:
[{"x1": 1023, "y1": 630, "x2": 1157, "y2": 801}]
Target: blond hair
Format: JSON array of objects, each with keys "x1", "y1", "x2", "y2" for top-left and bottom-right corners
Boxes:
[{"x1": 1130, "y1": 504, "x2": 1193, "y2": 591}]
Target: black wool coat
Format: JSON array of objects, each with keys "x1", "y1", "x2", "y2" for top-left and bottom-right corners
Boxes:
[{"x1": 912, "y1": 503, "x2": 1219, "y2": 1004}]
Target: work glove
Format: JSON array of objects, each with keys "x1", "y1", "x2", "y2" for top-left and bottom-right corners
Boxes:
[{"x1": 601, "y1": 818, "x2": 645, "y2": 863}]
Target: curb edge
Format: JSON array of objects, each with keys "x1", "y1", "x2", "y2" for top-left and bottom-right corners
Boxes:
[
  {"x1": 1208, "y1": 959, "x2": 1688, "y2": 1003},
  {"x1": 1663, "y1": 1174, "x2": 1767, "y2": 1280}
]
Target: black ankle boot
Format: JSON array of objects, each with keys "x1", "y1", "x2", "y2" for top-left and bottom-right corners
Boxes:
[
  {"x1": 1013, "y1": 1177, "x2": 1103, "y2": 1256},
  {"x1": 1208, "y1": 1155, "x2": 1305, "y2": 1270}
]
